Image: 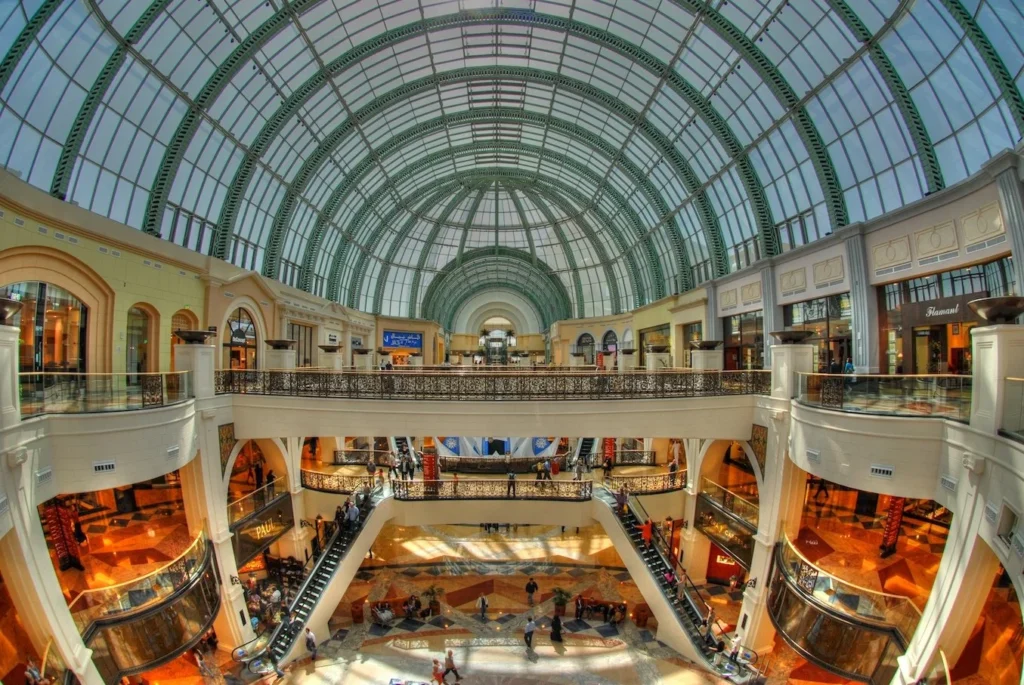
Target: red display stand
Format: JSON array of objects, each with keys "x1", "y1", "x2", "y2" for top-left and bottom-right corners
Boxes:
[
  {"x1": 422, "y1": 453, "x2": 438, "y2": 481},
  {"x1": 603, "y1": 438, "x2": 616, "y2": 464}
]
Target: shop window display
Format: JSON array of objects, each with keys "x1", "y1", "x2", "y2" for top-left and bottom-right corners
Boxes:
[
  {"x1": 0, "y1": 281, "x2": 87, "y2": 373},
  {"x1": 783, "y1": 294, "x2": 852, "y2": 372},
  {"x1": 224, "y1": 307, "x2": 259, "y2": 370},
  {"x1": 722, "y1": 312, "x2": 763, "y2": 370}
]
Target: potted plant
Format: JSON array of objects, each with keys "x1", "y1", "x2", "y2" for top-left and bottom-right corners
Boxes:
[
  {"x1": 422, "y1": 584, "x2": 445, "y2": 616},
  {"x1": 551, "y1": 587, "x2": 572, "y2": 617}
]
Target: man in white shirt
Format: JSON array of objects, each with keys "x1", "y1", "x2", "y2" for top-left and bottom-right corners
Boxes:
[
  {"x1": 524, "y1": 616, "x2": 537, "y2": 650},
  {"x1": 476, "y1": 593, "x2": 488, "y2": 619},
  {"x1": 269, "y1": 587, "x2": 282, "y2": 605},
  {"x1": 346, "y1": 502, "x2": 360, "y2": 531}
]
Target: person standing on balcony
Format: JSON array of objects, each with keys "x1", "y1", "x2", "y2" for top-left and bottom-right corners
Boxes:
[
  {"x1": 575, "y1": 594, "x2": 585, "y2": 620},
  {"x1": 254, "y1": 457, "x2": 264, "y2": 491},
  {"x1": 668, "y1": 459, "x2": 679, "y2": 486},
  {"x1": 573, "y1": 457, "x2": 584, "y2": 481},
  {"x1": 266, "y1": 470, "x2": 276, "y2": 499},
  {"x1": 506, "y1": 470, "x2": 516, "y2": 497},
  {"x1": 476, "y1": 593, "x2": 488, "y2": 619},
  {"x1": 525, "y1": 578, "x2": 538, "y2": 606},
  {"x1": 602, "y1": 456, "x2": 613, "y2": 479}
]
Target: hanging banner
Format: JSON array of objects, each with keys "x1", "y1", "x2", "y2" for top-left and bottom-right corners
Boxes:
[
  {"x1": 603, "y1": 437, "x2": 616, "y2": 463},
  {"x1": 532, "y1": 437, "x2": 553, "y2": 456},
  {"x1": 438, "y1": 436, "x2": 460, "y2": 456}
]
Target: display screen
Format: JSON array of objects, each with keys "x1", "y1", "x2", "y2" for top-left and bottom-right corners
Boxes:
[{"x1": 383, "y1": 330, "x2": 423, "y2": 349}]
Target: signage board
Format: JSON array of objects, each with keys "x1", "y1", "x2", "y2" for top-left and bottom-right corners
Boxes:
[
  {"x1": 327, "y1": 333, "x2": 338, "y2": 344},
  {"x1": 382, "y1": 330, "x2": 423, "y2": 349},
  {"x1": 900, "y1": 294, "x2": 986, "y2": 326}
]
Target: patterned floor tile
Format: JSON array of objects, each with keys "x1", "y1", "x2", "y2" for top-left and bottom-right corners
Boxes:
[
  {"x1": 563, "y1": 619, "x2": 591, "y2": 632},
  {"x1": 367, "y1": 623, "x2": 392, "y2": 637},
  {"x1": 396, "y1": 618, "x2": 424, "y2": 632},
  {"x1": 594, "y1": 623, "x2": 620, "y2": 638}
]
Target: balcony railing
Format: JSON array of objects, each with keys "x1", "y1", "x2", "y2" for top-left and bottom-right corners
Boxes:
[
  {"x1": 214, "y1": 368, "x2": 770, "y2": 400},
  {"x1": 300, "y1": 468, "x2": 375, "y2": 494},
  {"x1": 228, "y1": 475, "x2": 290, "y2": 525},
  {"x1": 605, "y1": 470, "x2": 686, "y2": 494},
  {"x1": 612, "y1": 449, "x2": 656, "y2": 466},
  {"x1": 778, "y1": 533, "x2": 920, "y2": 641},
  {"x1": 67, "y1": 531, "x2": 209, "y2": 635},
  {"x1": 19, "y1": 371, "x2": 192, "y2": 416},
  {"x1": 437, "y1": 455, "x2": 563, "y2": 474},
  {"x1": 1003, "y1": 377, "x2": 1024, "y2": 441},
  {"x1": 331, "y1": 449, "x2": 392, "y2": 465},
  {"x1": 393, "y1": 478, "x2": 593, "y2": 501},
  {"x1": 699, "y1": 477, "x2": 759, "y2": 530},
  {"x1": 797, "y1": 373, "x2": 971, "y2": 421}
]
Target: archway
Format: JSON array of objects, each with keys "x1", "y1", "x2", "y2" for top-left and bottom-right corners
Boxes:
[
  {"x1": 126, "y1": 303, "x2": 159, "y2": 378},
  {"x1": 223, "y1": 307, "x2": 260, "y2": 370},
  {"x1": 602, "y1": 329, "x2": 618, "y2": 353},
  {"x1": 170, "y1": 309, "x2": 199, "y2": 370},
  {"x1": 0, "y1": 245, "x2": 115, "y2": 372},
  {"x1": 225, "y1": 438, "x2": 290, "y2": 517},
  {"x1": 575, "y1": 332, "x2": 596, "y2": 364}
]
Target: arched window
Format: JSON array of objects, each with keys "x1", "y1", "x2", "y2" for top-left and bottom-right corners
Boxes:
[
  {"x1": 621, "y1": 328, "x2": 634, "y2": 350},
  {"x1": 602, "y1": 330, "x2": 618, "y2": 353},
  {"x1": 126, "y1": 305, "x2": 157, "y2": 380},
  {"x1": 0, "y1": 282, "x2": 87, "y2": 373},
  {"x1": 224, "y1": 307, "x2": 259, "y2": 370},
  {"x1": 576, "y1": 333, "x2": 596, "y2": 364},
  {"x1": 170, "y1": 309, "x2": 200, "y2": 370}
]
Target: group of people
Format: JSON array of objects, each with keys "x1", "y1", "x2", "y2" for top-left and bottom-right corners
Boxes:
[
  {"x1": 371, "y1": 601, "x2": 397, "y2": 626},
  {"x1": 572, "y1": 595, "x2": 627, "y2": 625},
  {"x1": 333, "y1": 498, "x2": 362, "y2": 532},
  {"x1": 244, "y1": 575, "x2": 288, "y2": 632}
]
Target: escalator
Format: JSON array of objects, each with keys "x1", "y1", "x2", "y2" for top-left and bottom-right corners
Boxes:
[
  {"x1": 240, "y1": 502, "x2": 375, "y2": 668},
  {"x1": 596, "y1": 490, "x2": 758, "y2": 682},
  {"x1": 575, "y1": 438, "x2": 595, "y2": 468}
]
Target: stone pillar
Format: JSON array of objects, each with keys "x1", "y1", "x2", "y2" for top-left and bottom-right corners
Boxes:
[
  {"x1": 0, "y1": 325, "x2": 103, "y2": 684},
  {"x1": 173, "y1": 343, "x2": 216, "y2": 399},
  {"x1": 679, "y1": 487, "x2": 711, "y2": 586},
  {"x1": 319, "y1": 351, "x2": 344, "y2": 371},
  {"x1": 275, "y1": 480, "x2": 311, "y2": 563},
  {"x1": 603, "y1": 353, "x2": 615, "y2": 371},
  {"x1": 354, "y1": 352, "x2": 375, "y2": 370},
  {"x1": 844, "y1": 230, "x2": 879, "y2": 373},
  {"x1": 994, "y1": 165, "x2": 1024, "y2": 297},
  {"x1": 266, "y1": 348, "x2": 296, "y2": 371},
  {"x1": 568, "y1": 354, "x2": 585, "y2": 368},
  {"x1": 689, "y1": 349, "x2": 723, "y2": 371},
  {"x1": 895, "y1": 462, "x2": 999, "y2": 683},
  {"x1": 970, "y1": 324, "x2": 1024, "y2": 434},
  {"x1": 705, "y1": 288, "x2": 722, "y2": 341},
  {"x1": 460, "y1": 354, "x2": 474, "y2": 367},
  {"x1": 769, "y1": 344, "x2": 815, "y2": 400},
  {"x1": 646, "y1": 352, "x2": 671, "y2": 369},
  {"x1": 760, "y1": 266, "x2": 780, "y2": 367},
  {"x1": 618, "y1": 351, "x2": 637, "y2": 373},
  {"x1": 408, "y1": 355, "x2": 424, "y2": 367}
]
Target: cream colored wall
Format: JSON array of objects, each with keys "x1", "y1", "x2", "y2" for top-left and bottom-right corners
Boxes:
[
  {"x1": 0, "y1": 200, "x2": 206, "y2": 373},
  {"x1": 549, "y1": 312, "x2": 632, "y2": 364},
  {"x1": 206, "y1": 277, "x2": 279, "y2": 368}
]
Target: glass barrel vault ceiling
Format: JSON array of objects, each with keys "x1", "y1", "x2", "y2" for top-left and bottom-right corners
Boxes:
[{"x1": 0, "y1": 0, "x2": 1022, "y2": 328}]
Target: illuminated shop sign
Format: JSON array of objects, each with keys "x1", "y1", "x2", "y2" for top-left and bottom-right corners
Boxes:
[{"x1": 382, "y1": 330, "x2": 423, "y2": 349}]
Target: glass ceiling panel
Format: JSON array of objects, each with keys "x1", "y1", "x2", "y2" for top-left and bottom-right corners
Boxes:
[{"x1": 1, "y1": 0, "x2": 1023, "y2": 325}]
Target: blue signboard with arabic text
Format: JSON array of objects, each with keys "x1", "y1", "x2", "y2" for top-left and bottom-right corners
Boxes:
[{"x1": 382, "y1": 330, "x2": 423, "y2": 350}]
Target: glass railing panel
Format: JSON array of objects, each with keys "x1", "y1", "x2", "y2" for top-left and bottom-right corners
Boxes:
[
  {"x1": 1004, "y1": 378, "x2": 1024, "y2": 440},
  {"x1": 40, "y1": 640, "x2": 69, "y2": 685},
  {"x1": 228, "y1": 474, "x2": 290, "y2": 525},
  {"x1": 232, "y1": 495, "x2": 295, "y2": 567},
  {"x1": 19, "y1": 371, "x2": 192, "y2": 416},
  {"x1": 66, "y1": 533, "x2": 208, "y2": 635},
  {"x1": 797, "y1": 373, "x2": 971, "y2": 421},
  {"x1": 699, "y1": 477, "x2": 758, "y2": 529},
  {"x1": 84, "y1": 561, "x2": 220, "y2": 683},
  {"x1": 694, "y1": 496, "x2": 755, "y2": 568},
  {"x1": 778, "y1": 534, "x2": 920, "y2": 641},
  {"x1": 214, "y1": 368, "x2": 771, "y2": 400}
]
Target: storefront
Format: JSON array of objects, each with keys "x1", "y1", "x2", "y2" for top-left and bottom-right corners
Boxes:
[
  {"x1": 782, "y1": 294, "x2": 852, "y2": 372},
  {"x1": 575, "y1": 332, "x2": 596, "y2": 364},
  {"x1": 287, "y1": 321, "x2": 315, "y2": 367},
  {"x1": 638, "y1": 324, "x2": 669, "y2": 367},
  {"x1": 0, "y1": 281, "x2": 87, "y2": 373},
  {"x1": 878, "y1": 257, "x2": 1014, "y2": 374},
  {"x1": 722, "y1": 311, "x2": 763, "y2": 370},
  {"x1": 224, "y1": 307, "x2": 259, "y2": 369},
  {"x1": 382, "y1": 329, "x2": 423, "y2": 366},
  {"x1": 680, "y1": 321, "x2": 702, "y2": 367}
]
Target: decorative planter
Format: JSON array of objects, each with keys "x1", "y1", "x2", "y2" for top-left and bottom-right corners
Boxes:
[
  {"x1": 175, "y1": 329, "x2": 216, "y2": 344},
  {"x1": 265, "y1": 339, "x2": 297, "y2": 350},
  {"x1": 318, "y1": 344, "x2": 342, "y2": 353},
  {"x1": 969, "y1": 296, "x2": 1024, "y2": 323},
  {"x1": 428, "y1": 600, "x2": 441, "y2": 616},
  {"x1": 554, "y1": 603, "x2": 567, "y2": 617},
  {"x1": 353, "y1": 348, "x2": 372, "y2": 355},
  {"x1": 647, "y1": 345, "x2": 669, "y2": 353},
  {"x1": 618, "y1": 348, "x2": 636, "y2": 355},
  {"x1": 0, "y1": 297, "x2": 23, "y2": 325},
  {"x1": 769, "y1": 330, "x2": 815, "y2": 344},
  {"x1": 690, "y1": 340, "x2": 722, "y2": 350}
]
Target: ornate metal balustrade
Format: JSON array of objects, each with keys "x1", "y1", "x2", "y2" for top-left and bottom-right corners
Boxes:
[
  {"x1": 300, "y1": 469, "x2": 375, "y2": 494},
  {"x1": 438, "y1": 455, "x2": 562, "y2": 474},
  {"x1": 331, "y1": 450, "x2": 391, "y2": 465},
  {"x1": 613, "y1": 449, "x2": 656, "y2": 466},
  {"x1": 214, "y1": 369, "x2": 770, "y2": 400},
  {"x1": 393, "y1": 478, "x2": 593, "y2": 501},
  {"x1": 605, "y1": 470, "x2": 685, "y2": 494}
]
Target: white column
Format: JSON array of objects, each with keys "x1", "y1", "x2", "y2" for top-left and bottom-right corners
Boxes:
[
  {"x1": 760, "y1": 266, "x2": 780, "y2": 367},
  {"x1": 845, "y1": 230, "x2": 879, "y2": 373},
  {"x1": 319, "y1": 351, "x2": 344, "y2": 371},
  {"x1": 569, "y1": 354, "x2": 585, "y2": 368},
  {"x1": 994, "y1": 165, "x2": 1024, "y2": 296},
  {"x1": 0, "y1": 325, "x2": 103, "y2": 684},
  {"x1": 408, "y1": 355, "x2": 424, "y2": 367},
  {"x1": 460, "y1": 354, "x2": 474, "y2": 367},
  {"x1": 969, "y1": 323, "x2": 1024, "y2": 434},
  {"x1": 647, "y1": 352, "x2": 671, "y2": 369},
  {"x1": 689, "y1": 349, "x2": 724, "y2": 371},
  {"x1": 275, "y1": 481, "x2": 311, "y2": 563},
  {"x1": 769, "y1": 344, "x2": 815, "y2": 400},
  {"x1": 354, "y1": 352, "x2": 375, "y2": 370},
  {"x1": 679, "y1": 485, "x2": 711, "y2": 585},
  {"x1": 618, "y1": 351, "x2": 637, "y2": 373},
  {"x1": 173, "y1": 343, "x2": 216, "y2": 399},
  {"x1": 266, "y1": 348, "x2": 296, "y2": 371}
]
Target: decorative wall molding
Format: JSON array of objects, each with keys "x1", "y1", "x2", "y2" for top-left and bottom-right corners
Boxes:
[
  {"x1": 812, "y1": 256, "x2": 844, "y2": 288},
  {"x1": 961, "y1": 202, "x2": 1005, "y2": 248},
  {"x1": 779, "y1": 267, "x2": 806, "y2": 295},
  {"x1": 871, "y1": 236, "x2": 912, "y2": 276},
  {"x1": 914, "y1": 221, "x2": 958, "y2": 260},
  {"x1": 740, "y1": 281, "x2": 762, "y2": 305},
  {"x1": 720, "y1": 289, "x2": 738, "y2": 310}
]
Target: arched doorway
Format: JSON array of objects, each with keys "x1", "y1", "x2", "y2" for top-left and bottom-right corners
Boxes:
[
  {"x1": 224, "y1": 307, "x2": 259, "y2": 369},
  {"x1": 170, "y1": 309, "x2": 200, "y2": 370},
  {"x1": 576, "y1": 333, "x2": 595, "y2": 364},
  {"x1": 0, "y1": 281, "x2": 88, "y2": 373},
  {"x1": 602, "y1": 330, "x2": 617, "y2": 353},
  {"x1": 126, "y1": 304, "x2": 158, "y2": 381}
]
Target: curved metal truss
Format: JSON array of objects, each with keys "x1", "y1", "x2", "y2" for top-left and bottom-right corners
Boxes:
[{"x1": 1, "y1": 0, "x2": 1022, "y2": 329}]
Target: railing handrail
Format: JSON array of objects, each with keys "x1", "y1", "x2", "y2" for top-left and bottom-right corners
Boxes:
[
  {"x1": 781, "y1": 532, "x2": 923, "y2": 610},
  {"x1": 797, "y1": 372, "x2": 970, "y2": 379},
  {"x1": 700, "y1": 476, "x2": 759, "y2": 512},
  {"x1": 17, "y1": 370, "x2": 191, "y2": 378},
  {"x1": 67, "y1": 530, "x2": 207, "y2": 616},
  {"x1": 227, "y1": 474, "x2": 289, "y2": 510},
  {"x1": 220, "y1": 367, "x2": 770, "y2": 376}
]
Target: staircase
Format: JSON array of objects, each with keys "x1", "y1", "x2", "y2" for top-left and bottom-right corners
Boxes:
[
  {"x1": 596, "y1": 491, "x2": 756, "y2": 681},
  {"x1": 262, "y1": 503, "x2": 375, "y2": 665}
]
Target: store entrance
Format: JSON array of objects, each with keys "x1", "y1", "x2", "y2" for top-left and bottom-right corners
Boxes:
[{"x1": 912, "y1": 322, "x2": 976, "y2": 374}]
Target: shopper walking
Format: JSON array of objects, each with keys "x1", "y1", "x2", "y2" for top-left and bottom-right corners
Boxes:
[
  {"x1": 431, "y1": 659, "x2": 445, "y2": 685},
  {"x1": 550, "y1": 613, "x2": 563, "y2": 642},
  {"x1": 442, "y1": 649, "x2": 463, "y2": 682},
  {"x1": 575, "y1": 594, "x2": 585, "y2": 620},
  {"x1": 304, "y1": 627, "x2": 317, "y2": 660},
  {"x1": 637, "y1": 517, "x2": 654, "y2": 549},
  {"x1": 346, "y1": 501, "x2": 360, "y2": 531},
  {"x1": 506, "y1": 470, "x2": 517, "y2": 497},
  {"x1": 524, "y1": 616, "x2": 537, "y2": 650},
  {"x1": 254, "y1": 457, "x2": 264, "y2": 490},
  {"x1": 476, "y1": 593, "x2": 488, "y2": 619},
  {"x1": 265, "y1": 469, "x2": 277, "y2": 499},
  {"x1": 525, "y1": 577, "x2": 538, "y2": 606}
]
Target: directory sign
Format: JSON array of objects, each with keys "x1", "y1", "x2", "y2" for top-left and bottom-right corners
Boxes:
[{"x1": 382, "y1": 330, "x2": 423, "y2": 349}]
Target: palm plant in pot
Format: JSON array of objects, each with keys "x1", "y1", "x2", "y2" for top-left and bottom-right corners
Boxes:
[
  {"x1": 551, "y1": 587, "x2": 572, "y2": 616},
  {"x1": 422, "y1": 584, "x2": 445, "y2": 616}
]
